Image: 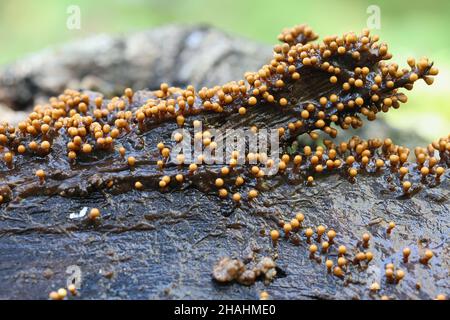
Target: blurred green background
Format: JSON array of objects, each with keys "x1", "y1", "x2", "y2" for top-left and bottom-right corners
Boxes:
[{"x1": 0, "y1": 0, "x2": 448, "y2": 140}]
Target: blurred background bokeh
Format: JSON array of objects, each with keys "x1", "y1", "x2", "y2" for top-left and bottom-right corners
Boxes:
[{"x1": 0, "y1": 0, "x2": 448, "y2": 140}]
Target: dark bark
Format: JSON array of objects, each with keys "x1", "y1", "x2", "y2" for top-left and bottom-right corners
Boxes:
[
  {"x1": 0, "y1": 25, "x2": 447, "y2": 300},
  {"x1": 0, "y1": 165, "x2": 448, "y2": 299}
]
